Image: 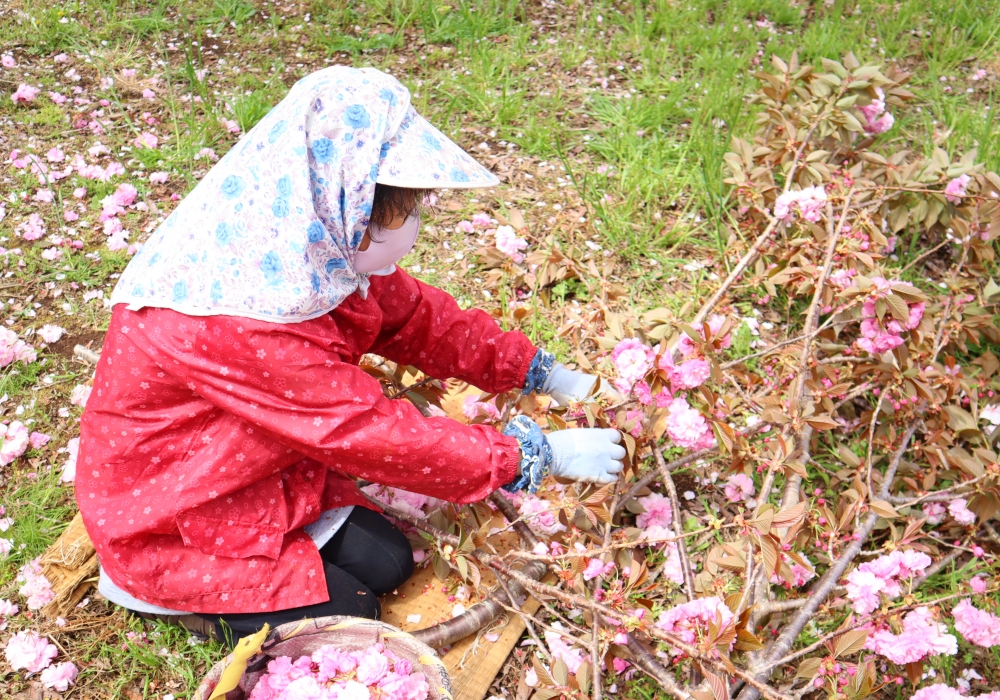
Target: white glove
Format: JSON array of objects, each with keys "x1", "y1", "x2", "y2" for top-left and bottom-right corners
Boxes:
[
  {"x1": 541, "y1": 363, "x2": 598, "y2": 405},
  {"x1": 546, "y1": 428, "x2": 626, "y2": 485}
]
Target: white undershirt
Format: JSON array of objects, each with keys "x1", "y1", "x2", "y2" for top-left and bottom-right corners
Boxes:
[{"x1": 98, "y1": 506, "x2": 355, "y2": 615}]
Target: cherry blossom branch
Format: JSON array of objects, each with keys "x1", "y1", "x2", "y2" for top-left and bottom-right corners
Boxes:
[
  {"x1": 653, "y1": 446, "x2": 697, "y2": 603},
  {"x1": 735, "y1": 424, "x2": 918, "y2": 700}
]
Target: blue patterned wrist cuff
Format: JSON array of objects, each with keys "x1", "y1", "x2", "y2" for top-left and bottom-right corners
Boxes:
[
  {"x1": 522, "y1": 348, "x2": 555, "y2": 395},
  {"x1": 501, "y1": 415, "x2": 552, "y2": 493}
]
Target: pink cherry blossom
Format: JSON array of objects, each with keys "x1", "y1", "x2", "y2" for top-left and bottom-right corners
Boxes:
[
  {"x1": 71, "y1": 384, "x2": 92, "y2": 407},
  {"x1": 456, "y1": 220, "x2": 475, "y2": 233},
  {"x1": 517, "y1": 493, "x2": 565, "y2": 536},
  {"x1": 197, "y1": 147, "x2": 218, "y2": 161},
  {"x1": 675, "y1": 314, "x2": 732, "y2": 357},
  {"x1": 858, "y1": 87, "x2": 895, "y2": 134},
  {"x1": 37, "y1": 324, "x2": 65, "y2": 344},
  {"x1": 674, "y1": 359, "x2": 711, "y2": 389},
  {"x1": 612, "y1": 338, "x2": 654, "y2": 390},
  {"x1": 462, "y1": 395, "x2": 500, "y2": 421},
  {"x1": 583, "y1": 558, "x2": 616, "y2": 581},
  {"x1": 948, "y1": 497, "x2": 976, "y2": 525},
  {"x1": 723, "y1": 473, "x2": 755, "y2": 502},
  {"x1": 545, "y1": 622, "x2": 586, "y2": 673},
  {"x1": 54, "y1": 54, "x2": 68, "y2": 63},
  {"x1": 149, "y1": 171, "x2": 169, "y2": 184},
  {"x1": 922, "y1": 501, "x2": 946, "y2": 524},
  {"x1": 46, "y1": 147, "x2": 65, "y2": 162},
  {"x1": 774, "y1": 185, "x2": 827, "y2": 223},
  {"x1": 864, "y1": 607, "x2": 957, "y2": 664},
  {"x1": 952, "y1": 599, "x2": 1000, "y2": 647},
  {"x1": 1, "y1": 54, "x2": 15, "y2": 68},
  {"x1": 0, "y1": 598, "x2": 18, "y2": 630},
  {"x1": 41, "y1": 661, "x2": 79, "y2": 691},
  {"x1": 636, "y1": 492, "x2": 672, "y2": 529},
  {"x1": 0, "y1": 421, "x2": 31, "y2": 466},
  {"x1": 844, "y1": 569, "x2": 886, "y2": 615},
  {"x1": 944, "y1": 174, "x2": 971, "y2": 204},
  {"x1": 111, "y1": 182, "x2": 138, "y2": 207},
  {"x1": 656, "y1": 597, "x2": 735, "y2": 656},
  {"x1": 664, "y1": 397, "x2": 714, "y2": 450},
  {"x1": 5, "y1": 630, "x2": 59, "y2": 673},
  {"x1": 970, "y1": 576, "x2": 987, "y2": 594},
  {"x1": 912, "y1": 687, "x2": 1000, "y2": 700},
  {"x1": 12, "y1": 84, "x2": 39, "y2": 104},
  {"x1": 61, "y1": 437, "x2": 80, "y2": 483},
  {"x1": 494, "y1": 225, "x2": 527, "y2": 263},
  {"x1": 29, "y1": 432, "x2": 51, "y2": 450},
  {"x1": 134, "y1": 131, "x2": 159, "y2": 149},
  {"x1": 16, "y1": 213, "x2": 46, "y2": 241},
  {"x1": 33, "y1": 189, "x2": 53, "y2": 203},
  {"x1": 73, "y1": 187, "x2": 87, "y2": 198},
  {"x1": 471, "y1": 213, "x2": 492, "y2": 227}
]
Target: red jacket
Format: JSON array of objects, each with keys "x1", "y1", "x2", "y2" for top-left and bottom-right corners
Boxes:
[{"x1": 77, "y1": 269, "x2": 535, "y2": 613}]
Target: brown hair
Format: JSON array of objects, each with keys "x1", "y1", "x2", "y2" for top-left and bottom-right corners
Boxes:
[{"x1": 369, "y1": 185, "x2": 430, "y2": 228}]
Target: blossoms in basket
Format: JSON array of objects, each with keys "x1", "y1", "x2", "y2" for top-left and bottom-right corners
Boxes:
[{"x1": 248, "y1": 641, "x2": 430, "y2": 700}]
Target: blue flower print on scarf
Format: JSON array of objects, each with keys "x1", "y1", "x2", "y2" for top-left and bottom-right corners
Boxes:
[
  {"x1": 379, "y1": 88, "x2": 397, "y2": 106},
  {"x1": 260, "y1": 251, "x2": 283, "y2": 282},
  {"x1": 312, "y1": 137, "x2": 335, "y2": 164},
  {"x1": 422, "y1": 131, "x2": 442, "y2": 151},
  {"x1": 277, "y1": 175, "x2": 293, "y2": 198},
  {"x1": 450, "y1": 168, "x2": 470, "y2": 183},
  {"x1": 268, "y1": 119, "x2": 287, "y2": 144},
  {"x1": 306, "y1": 221, "x2": 325, "y2": 243},
  {"x1": 211, "y1": 280, "x2": 223, "y2": 302},
  {"x1": 343, "y1": 104, "x2": 370, "y2": 129},
  {"x1": 325, "y1": 258, "x2": 347, "y2": 273},
  {"x1": 311, "y1": 272, "x2": 321, "y2": 292},
  {"x1": 172, "y1": 281, "x2": 188, "y2": 302},
  {"x1": 215, "y1": 222, "x2": 233, "y2": 246},
  {"x1": 221, "y1": 175, "x2": 245, "y2": 199},
  {"x1": 272, "y1": 197, "x2": 290, "y2": 218}
]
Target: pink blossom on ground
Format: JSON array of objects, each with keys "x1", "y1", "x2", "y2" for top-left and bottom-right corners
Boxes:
[
  {"x1": 970, "y1": 576, "x2": 988, "y2": 594},
  {"x1": 222, "y1": 118, "x2": 240, "y2": 134},
  {"x1": 664, "y1": 397, "x2": 714, "y2": 450},
  {"x1": 723, "y1": 473, "x2": 755, "y2": 503},
  {"x1": 545, "y1": 622, "x2": 586, "y2": 674},
  {"x1": 12, "y1": 84, "x2": 39, "y2": 104},
  {"x1": 111, "y1": 183, "x2": 138, "y2": 207},
  {"x1": 53, "y1": 54, "x2": 68, "y2": 63},
  {"x1": 134, "y1": 131, "x2": 158, "y2": 149},
  {"x1": 73, "y1": 187, "x2": 87, "y2": 198},
  {"x1": 948, "y1": 498, "x2": 976, "y2": 525},
  {"x1": 5, "y1": 630, "x2": 59, "y2": 673},
  {"x1": 0, "y1": 538, "x2": 12, "y2": 556},
  {"x1": 64, "y1": 209, "x2": 79, "y2": 222},
  {"x1": 517, "y1": 493, "x2": 566, "y2": 537},
  {"x1": 142, "y1": 88, "x2": 157, "y2": 99},
  {"x1": 16, "y1": 213, "x2": 46, "y2": 241},
  {"x1": 197, "y1": 147, "x2": 218, "y2": 161},
  {"x1": 864, "y1": 607, "x2": 957, "y2": 664},
  {"x1": 33, "y1": 189, "x2": 53, "y2": 203},
  {"x1": 945, "y1": 174, "x2": 971, "y2": 204},
  {"x1": 773, "y1": 185, "x2": 827, "y2": 223},
  {"x1": 46, "y1": 147, "x2": 65, "y2": 163},
  {"x1": 656, "y1": 597, "x2": 735, "y2": 656},
  {"x1": 70, "y1": 384, "x2": 92, "y2": 408},
  {"x1": 0, "y1": 598, "x2": 18, "y2": 630},
  {"x1": 911, "y1": 687, "x2": 1000, "y2": 700},
  {"x1": 29, "y1": 432, "x2": 50, "y2": 450},
  {"x1": 456, "y1": 220, "x2": 475, "y2": 233},
  {"x1": 471, "y1": 213, "x2": 492, "y2": 227},
  {"x1": 0, "y1": 421, "x2": 30, "y2": 466},
  {"x1": 61, "y1": 437, "x2": 80, "y2": 483},
  {"x1": 37, "y1": 324, "x2": 65, "y2": 343},
  {"x1": 636, "y1": 493, "x2": 672, "y2": 529},
  {"x1": 41, "y1": 662, "x2": 79, "y2": 691},
  {"x1": 1, "y1": 54, "x2": 15, "y2": 68},
  {"x1": 494, "y1": 225, "x2": 527, "y2": 263},
  {"x1": 952, "y1": 599, "x2": 1000, "y2": 647},
  {"x1": 149, "y1": 171, "x2": 169, "y2": 184},
  {"x1": 41, "y1": 248, "x2": 63, "y2": 261}
]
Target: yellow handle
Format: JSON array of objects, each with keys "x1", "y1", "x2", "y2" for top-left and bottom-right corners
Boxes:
[{"x1": 208, "y1": 623, "x2": 270, "y2": 699}]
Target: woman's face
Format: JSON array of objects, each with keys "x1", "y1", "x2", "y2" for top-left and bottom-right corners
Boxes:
[{"x1": 359, "y1": 211, "x2": 408, "y2": 251}]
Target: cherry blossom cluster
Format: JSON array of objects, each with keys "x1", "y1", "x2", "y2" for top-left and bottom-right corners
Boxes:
[
  {"x1": 856, "y1": 277, "x2": 925, "y2": 356},
  {"x1": 4, "y1": 628, "x2": 78, "y2": 691},
  {"x1": 844, "y1": 549, "x2": 931, "y2": 615},
  {"x1": 247, "y1": 641, "x2": 430, "y2": 700}
]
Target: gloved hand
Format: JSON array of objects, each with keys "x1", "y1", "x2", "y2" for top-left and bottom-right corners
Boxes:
[
  {"x1": 546, "y1": 428, "x2": 626, "y2": 485},
  {"x1": 541, "y1": 363, "x2": 598, "y2": 405}
]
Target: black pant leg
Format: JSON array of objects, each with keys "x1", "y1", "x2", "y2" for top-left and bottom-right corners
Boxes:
[
  {"x1": 318, "y1": 506, "x2": 415, "y2": 595},
  {"x1": 203, "y1": 562, "x2": 380, "y2": 646}
]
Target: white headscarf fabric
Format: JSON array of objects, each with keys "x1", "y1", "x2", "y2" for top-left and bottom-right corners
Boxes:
[{"x1": 112, "y1": 66, "x2": 497, "y2": 322}]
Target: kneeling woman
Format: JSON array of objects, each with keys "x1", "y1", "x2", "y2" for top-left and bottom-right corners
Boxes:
[{"x1": 77, "y1": 67, "x2": 624, "y2": 643}]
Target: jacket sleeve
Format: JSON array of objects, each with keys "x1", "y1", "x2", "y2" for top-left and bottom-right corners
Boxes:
[
  {"x1": 140, "y1": 315, "x2": 520, "y2": 504},
  {"x1": 368, "y1": 269, "x2": 538, "y2": 393}
]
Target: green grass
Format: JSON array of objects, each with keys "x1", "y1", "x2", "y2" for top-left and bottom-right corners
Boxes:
[{"x1": 2, "y1": 0, "x2": 1000, "y2": 696}]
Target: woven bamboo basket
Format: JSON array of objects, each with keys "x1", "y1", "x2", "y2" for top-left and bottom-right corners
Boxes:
[{"x1": 193, "y1": 616, "x2": 452, "y2": 700}]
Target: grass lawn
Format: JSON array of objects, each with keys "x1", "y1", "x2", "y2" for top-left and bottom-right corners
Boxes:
[{"x1": 1, "y1": 0, "x2": 999, "y2": 697}]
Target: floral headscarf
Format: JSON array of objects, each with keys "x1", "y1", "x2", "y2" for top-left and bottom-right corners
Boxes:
[{"x1": 111, "y1": 66, "x2": 497, "y2": 322}]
